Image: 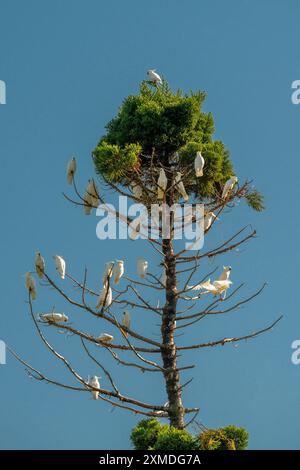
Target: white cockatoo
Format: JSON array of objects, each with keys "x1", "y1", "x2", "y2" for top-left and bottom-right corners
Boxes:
[
  {"x1": 194, "y1": 151, "x2": 205, "y2": 177},
  {"x1": 114, "y1": 260, "x2": 124, "y2": 284},
  {"x1": 103, "y1": 261, "x2": 114, "y2": 286},
  {"x1": 88, "y1": 375, "x2": 100, "y2": 400},
  {"x1": 35, "y1": 251, "x2": 45, "y2": 279},
  {"x1": 221, "y1": 176, "x2": 238, "y2": 199},
  {"x1": 188, "y1": 278, "x2": 232, "y2": 296},
  {"x1": 96, "y1": 286, "x2": 112, "y2": 309},
  {"x1": 204, "y1": 212, "x2": 218, "y2": 231},
  {"x1": 67, "y1": 157, "x2": 76, "y2": 185},
  {"x1": 147, "y1": 69, "x2": 162, "y2": 85},
  {"x1": 83, "y1": 191, "x2": 93, "y2": 215},
  {"x1": 219, "y1": 266, "x2": 232, "y2": 281},
  {"x1": 137, "y1": 258, "x2": 148, "y2": 278},
  {"x1": 131, "y1": 183, "x2": 143, "y2": 200},
  {"x1": 98, "y1": 333, "x2": 114, "y2": 343},
  {"x1": 25, "y1": 272, "x2": 36, "y2": 300},
  {"x1": 157, "y1": 168, "x2": 167, "y2": 200},
  {"x1": 121, "y1": 311, "x2": 131, "y2": 338},
  {"x1": 175, "y1": 172, "x2": 189, "y2": 201},
  {"x1": 41, "y1": 313, "x2": 69, "y2": 323},
  {"x1": 86, "y1": 179, "x2": 100, "y2": 207},
  {"x1": 53, "y1": 255, "x2": 66, "y2": 279}
]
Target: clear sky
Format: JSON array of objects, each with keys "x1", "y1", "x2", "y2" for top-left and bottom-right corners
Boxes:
[{"x1": 0, "y1": 0, "x2": 299, "y2": 450}]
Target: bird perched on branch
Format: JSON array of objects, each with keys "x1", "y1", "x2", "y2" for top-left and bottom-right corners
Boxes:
[
  {"x1": 86, "y1": 179, "x2": 100, "y2": 207},
  {"x1": 219, "y1": 266, "x2": 232, "y2": 281},
  {"x1": 83, "y1": 191, "x2": 93, "y2": 215},
  {"x1": 175, "y1": 172, "x2": 189, "y2": 201},
  {"x1": 147, "y1": 69, "x2": 163, "y2": 85},
  {"x1": 204, "y1": 212, "x2": 218, "y2": 231},
  {"x1": 98, "y1": 333, "x2": 114, "y2": 344},
  {"x1": 88, "y1": 375, "x2": 100, "y2": 400},
  {"x1": 40, "y1": 313, "x2": 68, "y2": 323},
  {"x1": 188, "y1": 278, "x2": 232, "y2": 296},
  {"x1": 103, "y1": 261, "x2": 114, "y2": 286},
  {"x1": 53, "y1": 255, "x2": 66, "y2": 279},
  {"x1": 121, "y1": 311, "x2": 131, "y2": 338},
  {"x1": 114, "y1": 260, "x2": 124, "y2": 284},
  {"x1": 221, "y1": 176, "x2": 238, "y2": 199},
  {"x1": 194, "y1": 151, "x2": 205, "y2": 177},
  {"x1": 25, "y1": 272, "x2": 36, "y2": 300},
  {"x1": 96, "y1": 286, "x2": 113, "y2": 309},
  {"x1": 137, "y1": 258, "x2": 148, "y2": 278},
  {"x1": 35, "y1": 251, "x2": 45, "y2": 279},
  {"x1": 67, "y1": 157, "x2": 76, "y2": 185},
  {"x1": 131, "y1": 183, "x2": 143, "y2": 200},
  {"x1": 157, "y1": 168, "x2": 167, "y2": 200}
]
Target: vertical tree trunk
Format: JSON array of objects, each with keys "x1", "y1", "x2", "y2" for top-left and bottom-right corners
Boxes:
[{"x1": 160, "y1": 171, "x2": 185, "y2": 428}]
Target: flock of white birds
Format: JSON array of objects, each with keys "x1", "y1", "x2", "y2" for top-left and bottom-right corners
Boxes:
[{"x1": 26, "y1": 70, "x2": 239, "y2": 399}]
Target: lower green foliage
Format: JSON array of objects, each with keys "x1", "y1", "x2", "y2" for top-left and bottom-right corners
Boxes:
[{"x1": 130, "y1": 419, "x2": 249, "y2": 451}]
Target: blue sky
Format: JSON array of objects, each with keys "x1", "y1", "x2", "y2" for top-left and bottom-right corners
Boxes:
[{"x1": 0, "y1": 0, "x2": 299, "y2": 450}]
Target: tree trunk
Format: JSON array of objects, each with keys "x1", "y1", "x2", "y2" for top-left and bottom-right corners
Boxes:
[{"x1": 161, "y1": 235, "x2": 185, "y2": 429}]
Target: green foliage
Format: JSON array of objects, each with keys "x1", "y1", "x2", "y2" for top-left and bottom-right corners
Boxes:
[
  {"x1": 93, "y1": 79, "x2": 263, "y2": 209},
  {"x1": 130, "y1": 419, "x2": 162, "y2": 451},
  {"x1": 92, "y1": 80, "x2": 235, "y2": 200},
  {"x1": 152, "y1": 425, "x2": 199, "y2": 451},
  {"x1": 245, "y1": 189, "x2": 265, "y2": 212},
  {"x1": 130, "y1": 420, "x2": 248, "y2": 451},
  {"x1": 198, "y1": 425, "x2": 249, "y2": 450},
  {"x1": 93, "y1": 141, "x2": 141, "y2": 182}
]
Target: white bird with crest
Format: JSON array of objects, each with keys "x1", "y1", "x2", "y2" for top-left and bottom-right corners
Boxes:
[
  {"x1": 157, "y1": 168, "x2": 167, "y2": 200},
  {"x1": 67, "y1": 157, "x2": 76, "y2": 185},
  {"x1": 221, "y1": 176, "x2": 238, "y2": 200},
  {"x1": 147, "y1": 69, "x2": 162, "y2": 85},
  {"x1": 35, "y1": 251, "x2": 45, "y2": 279},
  {"x1": 53, "y1": 255, "x2": 66, "y2": 279},
  {"x1": 114, "y1": 260, "x2": 124, "y2": 284},
  {"x1": 25, "y1": 272, "x2": 37, "y2": 300},
  {"x1": 194, "y1": 151, "x2": 205, "y2": 177}
]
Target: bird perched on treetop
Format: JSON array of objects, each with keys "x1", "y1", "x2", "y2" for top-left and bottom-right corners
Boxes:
[
  {"x1": 147, "y1": 69, "x2": 163, "y2": 85},
  {"x1": 53, "y1": 255, "x2": 66, "y2": 279},
  {"x1": 194, "y1": 151, "x2": 205, "y2": 177},
  {"x1": 35, "y1": 251, "x2": 45, "y2": 279},
  {"x1": 221, "y1": 176, "x2": 238, "y2": 200},
  {"x1": 67, "y1": 157, "x2": 76, "y2": 185}
]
